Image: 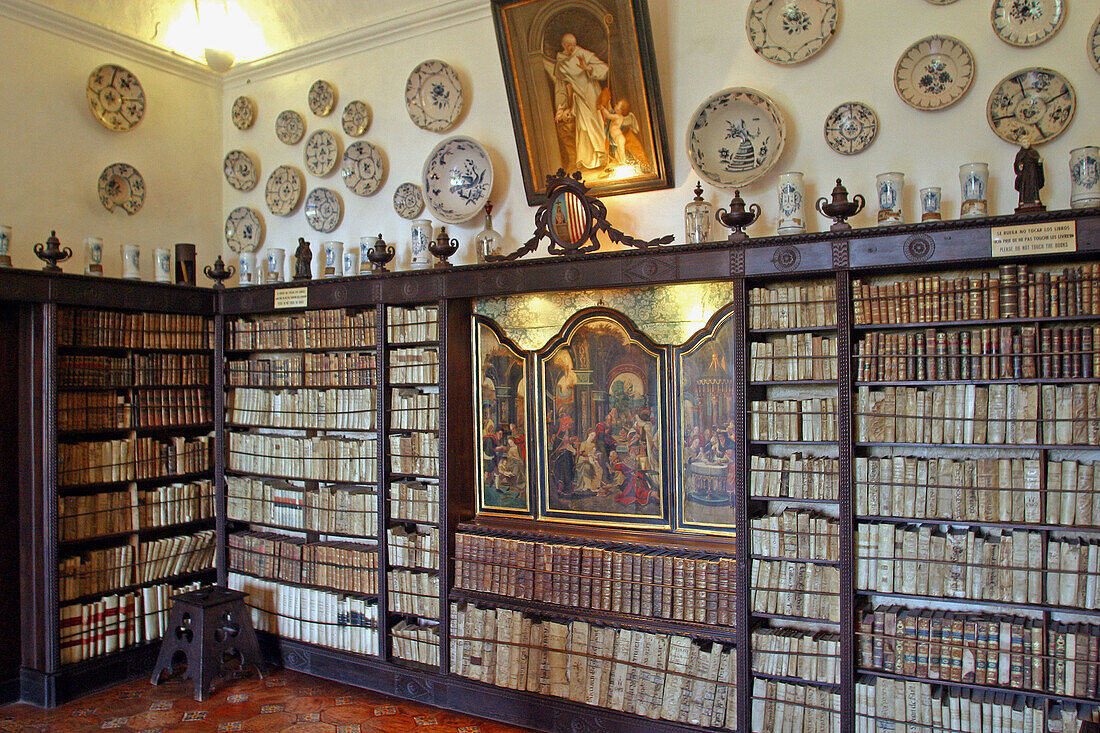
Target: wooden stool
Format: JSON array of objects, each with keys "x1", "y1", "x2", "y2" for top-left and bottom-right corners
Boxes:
[{"x1": 149, "y1": 586, "x2": 264, "y2": 701}]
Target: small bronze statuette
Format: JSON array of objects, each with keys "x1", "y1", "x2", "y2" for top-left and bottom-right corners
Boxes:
[
  {"x1": 292, "y1": 237, "x2": 313, "y2": 281},
  {"x1": 1014, "y1": 140, "x2": 1046, "y2": 213},
  {"x1": 816, "y1": 178, "x2": 866, "y2": 231},
  {"x1": 203, "y1": 256, "x2": 235, "y2": 289},
  {"x1": 715, "y1": 190, "x2": 761, "y2": 242},
  {"x1": 428, "y1": 225, "x2": 459, "y2": 267},
  {"x1": 33, "y1": 230, "x2": 73, "y2": 272},
  {"x1": 366, "y1": 234, "x2": 395, "y2": 272}
]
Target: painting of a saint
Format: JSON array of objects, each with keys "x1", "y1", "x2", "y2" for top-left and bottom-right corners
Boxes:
[{"x1": 474, "y1": 318, "x2": 530, "y2": 514}]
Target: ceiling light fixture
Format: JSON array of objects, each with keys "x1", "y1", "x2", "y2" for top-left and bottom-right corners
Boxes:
[{"x1": 196, "y1": 0, "x2": 234, "y2": 72}]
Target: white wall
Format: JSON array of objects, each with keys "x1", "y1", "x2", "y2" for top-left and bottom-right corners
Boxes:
[
  {"x1": 221, "y1": 1, "x2": 1099, "y2": 277},
  {"x1": 0, "y1": 8, "x2": 222, "y2": 278}
]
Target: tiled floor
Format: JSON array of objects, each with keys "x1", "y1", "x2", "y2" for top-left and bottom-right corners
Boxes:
[{"x1": 0, "y1": 668, "x2": 537, "y2": 733}]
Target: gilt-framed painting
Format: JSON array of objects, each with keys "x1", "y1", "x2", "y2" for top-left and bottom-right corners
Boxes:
[{"x1": 490, "y1": 0, "x2": 673, "y2": 204}]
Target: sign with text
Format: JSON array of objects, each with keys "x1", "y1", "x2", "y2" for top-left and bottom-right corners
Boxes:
[
  {"x1": 991, "y1": 220, "x2": 1076, "y2": 258},
  {"x1": 273, "y1": 287, "x2": 308, "y2": 309}
]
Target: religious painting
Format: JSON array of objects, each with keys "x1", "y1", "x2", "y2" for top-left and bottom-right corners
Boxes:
[
  {"x1": 490, "y1": 0, "x2": 673, "y2": 204},
  {"x1": 675, "y1": 305, "x2": 738, "y2": 535},
  {"x1": 537, "y1": 309, "x2": 668, "y2": 527},
  {"x1": 473, "y1": 317, "x2": 532, "y2": 515}
]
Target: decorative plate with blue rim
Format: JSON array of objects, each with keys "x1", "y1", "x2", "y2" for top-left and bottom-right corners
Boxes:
[
  {"x1": 405, "y1": 60, "x2": 463, "y2": 132},
  {"x1": 225, "y1": 207, "x2": 263, "y2": 253},
  {"x1": 342, "y1": 100, "x2": 371, "y2": 136},
  {"x1": 308, "y1": 79, "x2": 336, "y2": 116},
  {"x1": 97, "y1": 163, "x2": 145, "y2": 215},
  {"x1": 986, "y1": 67, "x2": 1075, "y2": 145},
  {"x1": 341, "y1": 141, "x2": 385, "y2": 197},
  {"x1": 304, "y1": 130, "x2": 340, "y2": 176},
  {"x1": 87, "y1": 64, "x2": 145, "y2": 132},
  {"x1": 422, "y1": 136, "x2": 494, "y2": 224},
  {"x1": 686, "y1": 87, "x2": 787, "y2": 189},
  {"x1": 265, "y1": 165, "x2": 303, "y2": 217},
  {"x1": 276, "y1": 110, "x2": 305, "y2": 144},
  {"x1": 231, "y1": 96, "x2": 255, "y2": 130},
  {"x1": 223, "y1": 150, "x2": 258, "y2": 191},
  {"x1": 746, "y1": 0, "x2": 838, "y2": 65},
  {"x1": 823, "y1": 102, "x2": 878, "y2": 155},
  {"x1": 393, "y1": 182, "x2": 425, "y2": 219},
  {"x1": 304, "y1": 188, "x2": 343, "y2": 233},
  {"x1": 894, "y1": 35, "x2": 973, "y2": 111}
]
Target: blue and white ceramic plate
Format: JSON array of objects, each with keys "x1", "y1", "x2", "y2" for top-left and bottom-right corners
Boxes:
[
  {"x1": 422, "y1": 136, "x2": 493, "y2": 224},
  {"x1": 223, "y1": 150, "x2": 258, "y2": 191},
  {"x1": 393, "y1": 182, "x2": 425, "y2": 219},
  {"x1": 97, "y1": 163, "x2": 145, "y2": 215},
  {"x1": 304, "y1": 129, "x2": 340, "y2": 176},
  {"x1": 308, "y1": 79, "x2": 336, "y2": 116},
  {"x1": 342, "y1": 100, "x2": 371, "y2": 136},
  {"x1": 987, "y1": 67, "x2": 1075, "y2": 145},
  {"x1": 746, "y1": 0, "x2": 838, "y2": 65},
  {"x1": 87, "y1": 64, "x2": 145, "y2": 132},
  {"x1": 275, "y1": 110, "x2": 305, "y2": 144},
  {"x1": 341, "y1": 141, "x2": 384, "y2": 197},
  {"x1": 894, "y1": 35, "x2": 973, "y2": 111},
  {"x1": 304, "y1": 188, "x2": 343, "y2": 233},
  {"x1": 823, "y1": 102, "x2": 878, "y2": 155},
  {"x1": 1089, "y1": 13, "x2": 1100, "y2": 74},
  {"x1": 225, "y1": 207, "x2": 263, "y2": 253},
  {"x1": 265, "y1": 165, "x2": 303, "y2": 217},
  {"x1": 405, "y1": 60, "x2": 463, "y2": 132},
  {"x1": 232, "y1": 96, "x2": 255, "y2": 130},
  {"x1": 686, "y1": 88, "x2": 786, "y2": 189}
]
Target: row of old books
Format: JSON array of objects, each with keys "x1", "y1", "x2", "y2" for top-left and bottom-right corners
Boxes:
[
  {"x1": 227, "y1": 530, "x2": 378, "y2": 595},
  {"x1": 751, "y1": 560, "x2": 840, "y2": 622},
  {"x1": 59, "y1": 355, "x2": 130, "y2": 388},
  {"x1": 58, "y1": 310, "x2": 213, "y2": 350},
  {"x1": 852, "y1": 264, "x2": 1100, "y2": 326},
  {"x1": 132, "y1": 353, "x2": 211, "y2": 386},
  {"x1": 388, "y1": 480, "x2": 439, "y2": 523},
  {"x1": 227, "y1": 352, "x2": 377, "y2": 388},
  {"x1": 854, "y1": 326, "x2": 1100, "y2": 382},
  {"x1": 750, "y1": 454, "x2": 839, "y2": 501},
  {"x1": 58, "y1": 479, "x2": 214, "y2": 541},
  {"x1": 752, "y1": 628, "x2": 840, "y2": 685},
  {"x1": 387, "y1": 349, "x2": 439, "y2": 384},
  {"x1": 751, "y1": 679, "x2": 839, "y2": 732},
  {"x1": 856, "y1": 456, "x2": 1100, "y2": 526},
  {"x1": 58, "y1": 389, "x2": 211, "y2": 430},
  {"x1": 133, "y1": 388, "x2": 212, "y2": 427},
  {"x1": 750, "y1": 509, "x2": 840, "y2": 561},
  {"x1": 388, "y1": 434, "x2": 439, "y2": 476},
  {"x1": 227, "y1": 387, "x2": 376, "y2": 430},
  {"x1": 58, "y1": 580, "x2": 202, "y2": 665},
  {"x1": 387, "y1": 525, "x2": 439, "y2": 570},
  {"x1": 58, "y1": 434, "x2": 213, "y2": 485},
  {"x1": 392, "y1": 619, "x2": 440, "y2": 666},
  {"x1": 389, "y1": 389, "x2": 439, "y2": 430},
  {"x1": 449, "y1": 603, "x2": 737, "y2": 728},
  {"x1": 749, "y1": 398, "x2": 838, "y2": 442},
  {"x1": 854, "y1": 678, "x2": 1047, "y2": 733},
  {"x1": 228, "y1": 572, "x2": 380, "y2": 655},
  {"x1": 58, "y1": 529, "x2": 215, "y2": 601},
  {"x1": 387, "y1": 305, "x2": 438, "y2": 343},
  {"x1": 388, "y1": 569, "x2": 440, "y2": 618},
  {"x1": 58, "y1": 392, "x2": 130, "y2": 431},
  {"x1": 227, "y1": 432, "x2": 376, "y2": 482},
  {"x1": 227, "y1": 476, "x2": 377, "y2": 536},
  {"x1": 228, "y1": 308, "x2": 377, "y2": 350},
  {"x1": 748, "y1": 283, "x2": 838, "y2": 330},
  {"x1": 453, "y1": 532, "x2": 736, "y2": 626},
  {"x1": 750, "y1": 334, "x2": 839, "y2": 381}
]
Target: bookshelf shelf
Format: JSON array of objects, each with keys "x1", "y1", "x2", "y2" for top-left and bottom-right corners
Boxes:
[
  {"x1": 751, "y1": 671, "x2": 841, "y2": 691},
  {"x1": 859, "y1": 668, "x2": 1100, "y2": 707},
  {"x1": 59, "y1": 518, "x2": 216, "y2": 548},
  {"x1": 854, "y1": 589, "x2": 1100, "y2": 619},
  {"x1": 59, "y1": 568, "x2": 214, "y2": 608}
]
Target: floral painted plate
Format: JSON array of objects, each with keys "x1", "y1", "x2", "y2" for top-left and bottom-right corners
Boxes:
[
  {"x1": 406, "y1": 60, "x2": 463, "y2": 132},
  {"x1": 986, "y1": 67, "x2": 1075, "y2": 145},
  {"x1": 304, "y1": 188, "x2": 343, "y2": 233},
  {"x1": 393, "y1": 183, "x2": 425, "y2": 219},
  {"x1": 265, "y1": 165, "x2": 303, "y2": 217},
  {"x1": 342, "y1": 100, "x2": 370, "y2": 136},
  {"x1": 231, "y1": 96, "x2": 255, "y2": 130},
  {"x1": 308, "y1": 79, "x2": 336, "y2": 116},
  {"x1": 86, "y1": 64, "x2": 145, "y2": 132},
  {"x1": 686, "y1": 87, "x2": 787, "y2": 189},
  {"x1": 223, "y1": 150, "x2": 258, "y2": 192},
  {"x1": 1089, "y1": 13, "x2": 1100, "y2": 74},
  {"x1": 275, "y1": 110, "x2": 305, "y2": 145},
  {"x1": 97, "y1": 163, "x2": 145, "y2": 215},
  {"x1": 341, "y1": 141, "x2": 384, "y2": 197},
  {"x1": 422, "y1": 136, "x2": 493, "y2": 224},
  {"x1": 894, "y1": 35, "x2": 974, "y2": 111},
  {"x1": 304, "y1": 130, "x2": 340, "y2": 176},
  {"x1": 991, "y1": 0, "x2": 1064, "y2": 47},
  {"x1": 745, "y1": 0, "x2": 838, "y2": 65},
  {"x1": 225, "y1": 207, "x2": 263, "y2": 253},
  {"x1": 823, "y1": 102, "x2": 878, "y2": 155}
]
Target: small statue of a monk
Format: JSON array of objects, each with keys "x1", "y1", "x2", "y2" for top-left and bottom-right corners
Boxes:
[
  {"x1": 292, "y1": 237, "x2": 313, "y2": 280},
  {"x1": 1014, "y1": 138, "x2": 1046, "y2": 213}
]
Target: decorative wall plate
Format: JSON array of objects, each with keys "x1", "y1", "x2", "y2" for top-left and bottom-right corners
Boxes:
[
  {"x1": 686, "y1": 87, "x2": 786, "y2": 189},
  {"x1": 231, "y1": 96, "x2": 255, "y2": 130},
  {"x1": 405, "y1": 60, "x2": 464, "y2": 132},
  {"x1": 341, "y1": 141, "x2": 384, "y2": 197},
  {"x1": 422, "y1": 136, "x2": 493, "y2": 224},
  {"x1": 225, "y1": 206, "x2": 263, "y2": 253},
  {"x1": 393, "y1": 182, "x2": 425, "y2": 219},
  {"x1": 342, "y1": 100, "x2": 370, "y2": 136},
  {"x1": 86, "y1": 64, "x2": 145, "y2": 132},
  {"x1": 924, "y1": 0, "x2": 958, "y2": 3},
  {"x1": 275, "y1": 110, "x2": 305, "y2": 144},
  {"x1": 265, "y1": 165, "x2": 303, "y2": 217},
  {"x1": 894, "y1": 35, "x2": 974, "y2": 111},
  {"x1": 986, "y1": 67, "x2": 1075, "y2": 145},
  {"x1": 1090, "y1": 13, "x2": 1100, "y2": 73},
  {"x1": 304, "y1": 130, "x2": 340, "y2": 176},
  {"x1": 991, "y1": 0, "x2": 1064, "y2": 47},
  {"x1": 97, "y1": 163, "x2": 145, "y2": 215},
  {"x1": 745, "y1": 0, "x2": 838, "y2": 65},
  {"x1": 823, "y1": 102, "x2": 878, "y2": 155},
  {"x1": 308, "y1": 79, "x2": 336, "y2": 116},
  {"x1": 223, "y1": 150, "x2": 258, "y2": 191},
  {"x1": 304, "y1": 188, "x2": 343, "y2": 233}
]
